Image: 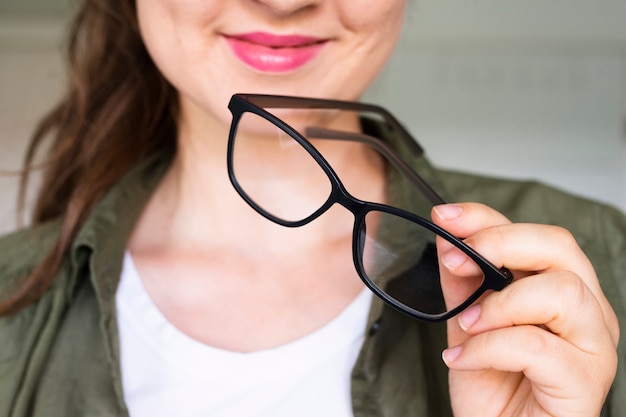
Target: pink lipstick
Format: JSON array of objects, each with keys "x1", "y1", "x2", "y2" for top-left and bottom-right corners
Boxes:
[{"x1": 224, "y1": 32, "x2": 327, "y2": 73}]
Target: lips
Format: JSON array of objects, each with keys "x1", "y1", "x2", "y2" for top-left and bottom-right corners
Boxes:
[{"x1": 224, "y1": 32, "x2": 328, "y2": 73}]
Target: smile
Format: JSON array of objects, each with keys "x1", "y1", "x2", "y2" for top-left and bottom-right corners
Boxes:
[{"x1": 224, "y1": 32, "x2": 328, "y2": 73}]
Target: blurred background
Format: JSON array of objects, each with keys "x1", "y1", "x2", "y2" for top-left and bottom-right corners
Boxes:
[{"x1": 1, "y1": 0, "x2": 625, "y2": 234}]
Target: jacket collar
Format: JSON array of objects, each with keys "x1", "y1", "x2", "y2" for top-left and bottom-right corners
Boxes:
[
  {"x1": 68, "y1": 149, "x2": 174, "y2": 406},
  {"x1": 71, "y1": 150, "x2": 174, "y2": 304}
]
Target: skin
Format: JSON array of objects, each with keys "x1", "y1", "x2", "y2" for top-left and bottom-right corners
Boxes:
[
  {"x1": 434, "y1": 203, "x2": 619, "y2": 416},
  {"x1": 131, "y1": 0, "x2": 401, "y2": 352},
  {"x1": 129, "y1": 0, "x2": 619, "y2": 415}
]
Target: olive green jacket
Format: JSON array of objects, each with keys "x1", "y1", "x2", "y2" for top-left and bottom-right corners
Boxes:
[{"x1": 1, "y1": 147, "x2": 625, "y2": 416}]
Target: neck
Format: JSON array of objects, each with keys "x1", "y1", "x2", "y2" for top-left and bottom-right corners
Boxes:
[
  {"x1": 130, "y1": 101, "x2": 386, "y2": 256},
  {"x1": 125, "y1": 102, "x2": 383, "y2": 351}
]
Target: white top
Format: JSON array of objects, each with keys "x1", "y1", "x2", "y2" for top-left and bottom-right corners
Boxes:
[{"x1": 116, "y1": 253, "x2": 373, "y2": 417}]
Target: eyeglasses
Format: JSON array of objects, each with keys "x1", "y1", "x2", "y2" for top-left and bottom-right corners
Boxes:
[{"x1": 226, "y1": 93, "x2": 513, "y2": 322}]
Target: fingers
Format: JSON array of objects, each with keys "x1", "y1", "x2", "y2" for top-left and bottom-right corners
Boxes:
[
  {"x1": 432, "y1": 203, "x2": 590, "y2": 284},
  {"x1": 455, "y1": 272, "x2": 616, "y2": 351},
  {"x1": 433, "y1": 203, "x2": 619, "y2": 416},
  {"x1": 443, "y1": 326, "x2": 617, "y2": 416},
  {"x1": 432, "y1": 203, "x2": 513, "y2": 321},
  {"x1": 432, "y1": 202, "x2": 511, "y2": 237},
  {"x1": 441, "y1": 273, "x2": 618, "y2": 415},
  {"x1": 432, "y1": 203, "x2": 619, "y2": 345}
]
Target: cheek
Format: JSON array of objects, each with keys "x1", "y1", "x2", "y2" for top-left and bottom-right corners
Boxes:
[
  {"x1": 135, "y1": 1, "x2": 221, "y2": 98},
  {"x1": 339, "y1": 0, "x2": 406, "y2": 38},
  {"x1": 136, "y1": 1, "x2": 241, "y2": 131},
  {"x1": 328, "y1": 0, "x2": 405, "y2": 97},
  {"x1": 338, "y1": 0, "x2": 406, "y2": 73},
  {"x1": 136, "y1": 0, "x2": 183, "y2": 78},
  {"x1": 136, "y1": 0, "x2": 223, "y2": 69}
]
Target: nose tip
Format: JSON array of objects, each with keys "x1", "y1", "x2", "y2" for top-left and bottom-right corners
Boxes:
[{"x1": 250, "y1": 0, "x2": 321, "y2": 17}]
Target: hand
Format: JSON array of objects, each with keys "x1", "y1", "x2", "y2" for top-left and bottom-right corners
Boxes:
[{"x1": 432, "y1": 203, "x2": 619, "y2": 417}]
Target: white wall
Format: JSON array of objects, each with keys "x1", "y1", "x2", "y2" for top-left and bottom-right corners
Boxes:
[
  {"x1": 1, "y1": 2, "x2": 625, "y2": 235},
  {"x1": 0, "y1": 16, "x2": 66, "y2": 234},
  {"x1": 365, "y1": 1, "x2": 626, "y2": 212}
]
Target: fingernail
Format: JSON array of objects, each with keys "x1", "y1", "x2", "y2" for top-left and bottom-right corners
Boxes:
[
  {"x1": 442, "y1": 345, "x2": 463, "y2": 365},
  {"x1": 433, "y1": 204, "x2": 463, "y2": 220},
  {"x1": 440, "y1": 248, "x2": 467, "y2": 269},
  {"x1": 459, "y1": 304, "x2": 481, "y2": 331}
]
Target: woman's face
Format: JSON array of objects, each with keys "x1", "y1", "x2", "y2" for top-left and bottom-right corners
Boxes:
[{"x1": 136, "y1": 0, "x2": 406, "y2": 129}]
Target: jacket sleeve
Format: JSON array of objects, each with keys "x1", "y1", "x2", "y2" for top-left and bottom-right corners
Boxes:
[{"x1": 590, "y1": 204, "x2": 626, "y2": 417}]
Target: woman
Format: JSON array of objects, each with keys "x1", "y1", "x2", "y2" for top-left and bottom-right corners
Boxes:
[{"x1": 0, "y1": 0, "x2": 623, "y2": 416}]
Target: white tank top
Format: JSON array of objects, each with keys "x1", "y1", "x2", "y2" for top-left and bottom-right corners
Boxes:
[{"x1": 115, "y1": 252, "x2": 372, "y2": 417}]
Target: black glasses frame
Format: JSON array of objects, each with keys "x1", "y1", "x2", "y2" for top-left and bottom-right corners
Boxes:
[{"x1": 227, "y1": 93, "x2": 513, "y2": 322}]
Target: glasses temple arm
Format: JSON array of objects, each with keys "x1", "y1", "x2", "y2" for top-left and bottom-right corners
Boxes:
[
  {"x1": 305, "y1": 126, "x2": 446, "y2": 206},
  {"x1": 238, "y1": 94, "x2": 425, "y2": 158}
]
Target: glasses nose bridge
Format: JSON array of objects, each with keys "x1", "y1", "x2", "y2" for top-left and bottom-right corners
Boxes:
[{"x1": 328, "y1": 180, "x2": 370, "y2": 220}]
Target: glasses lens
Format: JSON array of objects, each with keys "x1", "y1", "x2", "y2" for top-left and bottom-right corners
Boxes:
[
  {"x1": 232, "y1": 111, "x2": 333, "y2": 223},
  {"x1": 360, "y1": 210, "x2": 485, "y2": 316}
]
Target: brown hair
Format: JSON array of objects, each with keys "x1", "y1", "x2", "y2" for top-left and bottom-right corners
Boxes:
[{"x1": 0, "y1": 0, "x2": 179, "y2": 314}]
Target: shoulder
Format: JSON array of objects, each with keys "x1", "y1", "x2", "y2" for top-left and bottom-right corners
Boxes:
[
  {"x1": 0, "y1": 149, "x2": 172, "y2": 295},
  {"x1": 0, "y1": 220, "x2": 62, "y2": 295},
  {"x1": 437, "y1": 168, "x2": 626, "y2": 242}
]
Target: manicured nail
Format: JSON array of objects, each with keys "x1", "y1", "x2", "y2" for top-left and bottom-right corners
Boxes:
[
  {"x1": 440, "y1": 248, "x2": 467, "y2": 269},
  {"x1": 459, "y1": 304, "x2": 481, "y2": 331},
  {"x1": 442, "y1": 345, "x2": 463, "y2": 365},
  {"x1": 433, "y1": 204, "x2": 463, "y2": 220}
]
